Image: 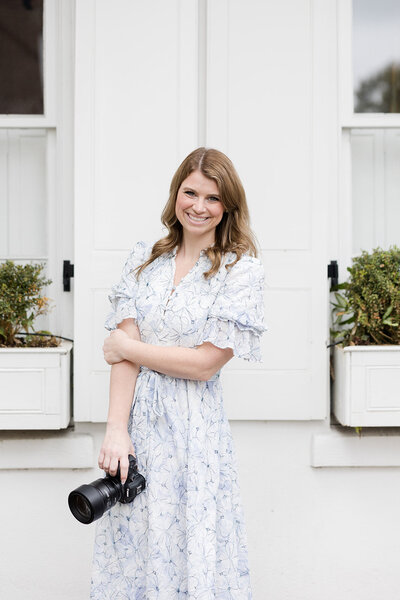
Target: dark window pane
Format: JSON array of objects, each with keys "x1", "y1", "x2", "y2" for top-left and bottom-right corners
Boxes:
[
  {"x1": 0, "y1": 0, "x2": 43, "y2": 114},
  {"x1": 353, "y1": 0, "x2": 400, "y2": 113}
]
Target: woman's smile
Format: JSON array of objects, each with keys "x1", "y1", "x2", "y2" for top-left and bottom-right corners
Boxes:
[
  {"x1": 185, "y1": 213, "x2": 209, "y2": 224},
  {"x1": 175, "y1": 170, "x2": 224, "y2": 242}
]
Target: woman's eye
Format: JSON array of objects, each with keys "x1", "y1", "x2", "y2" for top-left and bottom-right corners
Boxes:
[
  {"x1": 208, "y1": 196, "x2": 220, "y2": 202},
  {"x1": 185, "y1": 190, "x2": 195, "y2": 196}
]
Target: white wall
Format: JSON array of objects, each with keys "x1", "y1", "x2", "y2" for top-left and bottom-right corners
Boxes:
[{"x1": 1, "y1": 423, "x2": 400, "y2": 600}]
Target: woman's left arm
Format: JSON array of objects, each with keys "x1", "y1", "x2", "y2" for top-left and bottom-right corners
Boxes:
[{"x1": 103, "y1": 329, "x2": 233, "y2": 381}]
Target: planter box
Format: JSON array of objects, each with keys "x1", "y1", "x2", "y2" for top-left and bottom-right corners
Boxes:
[
  {"x1": 333, "y1": 344, "x2": 400, "y2": 427},
  {"x1": 0, "y1": 341, "x2": 73, "y2": 430}
]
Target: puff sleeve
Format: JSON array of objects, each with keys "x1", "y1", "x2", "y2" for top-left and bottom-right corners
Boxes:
[
  {"x1": 201, "y1": 255, "x2": 267, "y2": 362},
  {"x1": 104, "y1": 241, "x2": 150, "y2": 331}
]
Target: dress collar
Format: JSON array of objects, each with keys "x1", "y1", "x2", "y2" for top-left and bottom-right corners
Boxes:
[{"x1": 171, "y1": 245, "x2": 214, "y2": 258}]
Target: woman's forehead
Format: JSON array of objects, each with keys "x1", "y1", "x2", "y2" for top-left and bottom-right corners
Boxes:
[{"x1": 181, "y1": 170, "x2": 219, "y2": 194}]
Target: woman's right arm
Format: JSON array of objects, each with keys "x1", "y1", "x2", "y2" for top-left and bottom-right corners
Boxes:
[{"x1": 98, "y1": 318, "x2": 141, "y2": 483}]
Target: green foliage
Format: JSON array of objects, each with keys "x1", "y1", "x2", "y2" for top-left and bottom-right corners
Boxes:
[
  {"x1": 330, "y1": 246, "x2": 400, "y2": 347},
  {"x1": 0, "y1": 261, "x2": 59, "y2": 347},
  {"x1": 355, "y1": 62, "x2": 400, "y2": 113}
]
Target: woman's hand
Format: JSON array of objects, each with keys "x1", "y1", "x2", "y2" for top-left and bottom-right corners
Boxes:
[
  {"x1": 103, "y1": 329, "x2": 130, "y2": 364},
  {"x1": 98, "y1": 424, "x2": 136, "y2": 484}
]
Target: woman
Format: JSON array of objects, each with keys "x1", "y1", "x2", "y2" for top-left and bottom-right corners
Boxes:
[{"x1": 91, "y1": 147, "x2": 266, "y2": 599}]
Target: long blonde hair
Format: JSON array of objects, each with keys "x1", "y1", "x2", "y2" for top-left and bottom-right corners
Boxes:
[{"x1": 135, "y1": 147, "x2": 259, "y2": 279}]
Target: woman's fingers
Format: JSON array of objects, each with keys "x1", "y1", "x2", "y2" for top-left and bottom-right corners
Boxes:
[
  {"x1": 97, "y1": 430, "x2": 137, "y2": 482},
  {"x1": 119, "y1": 455, "x2": 130, "y2": 484},
  {"x1": 102, "y1": 454, "x2": 111, "y2": 472},
  {"x1": 108, "y1": 456, "x2": 119, "y2": 477}
]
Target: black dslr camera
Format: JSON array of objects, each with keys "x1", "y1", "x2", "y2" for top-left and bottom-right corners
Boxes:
[{"x1": 68, "y1": 454, "x2": 146, "y2": 524}]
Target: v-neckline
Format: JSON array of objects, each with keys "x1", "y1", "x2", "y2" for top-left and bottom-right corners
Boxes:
[{"x1": 170, "y1": 246, "x2": 203, "y2": 290}]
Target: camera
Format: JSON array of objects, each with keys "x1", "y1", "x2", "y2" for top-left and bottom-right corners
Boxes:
[{"x1": 68, "y1": 454, "x2": 146, "y2": 524}]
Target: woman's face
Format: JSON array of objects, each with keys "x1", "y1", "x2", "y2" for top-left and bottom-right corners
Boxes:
[{"x1": 175, "y1": 170, "x2": 224, "y2": 243}]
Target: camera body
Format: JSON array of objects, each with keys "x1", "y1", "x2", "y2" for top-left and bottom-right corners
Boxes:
[
  {"x1": 111, "y1": 453, "x2": 145, "y2": 504},
  {"x1": 68, "y1": 454, "x2": 146, "y2": 524}
]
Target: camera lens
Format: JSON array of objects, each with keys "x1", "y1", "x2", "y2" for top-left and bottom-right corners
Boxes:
[
  {"x1": 69, "y1": 492, "x2": 93, "y2": 524},
  {"x1": 68, "y1": 478, "x2": 122, "y2": 524}
]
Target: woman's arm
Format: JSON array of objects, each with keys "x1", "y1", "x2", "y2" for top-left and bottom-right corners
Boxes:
[
  {"x1": 103, "y1": 329, "x2": 234, "y2": 380},
  {"x1": 98, "y1": 318, "x2": 141, "y2": 483}
]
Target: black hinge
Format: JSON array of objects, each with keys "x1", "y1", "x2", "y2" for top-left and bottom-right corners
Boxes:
[
  {"x1": 63, "y1": 260, "x2": 74, "y2": 292},
  {"x1": 327, "y1": 260, "x2": 338, "y2": 289}
]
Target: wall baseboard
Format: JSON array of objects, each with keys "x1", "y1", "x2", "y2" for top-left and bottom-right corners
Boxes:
[{"x1": 0, "y1": 432, "x2": 93, "y2": 469}]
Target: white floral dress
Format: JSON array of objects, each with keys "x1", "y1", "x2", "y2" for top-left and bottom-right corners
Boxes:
[{"x1": 91, "y1": 241, "x2": 266, "y2": 600}]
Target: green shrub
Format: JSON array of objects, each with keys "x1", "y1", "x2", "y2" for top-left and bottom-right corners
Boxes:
[
  {"x1": 0, "y1": 261, "x2": 59, "y2": 347},
  {"x1": 330, "y1": 246, "x2": 400, "y2": 347}
]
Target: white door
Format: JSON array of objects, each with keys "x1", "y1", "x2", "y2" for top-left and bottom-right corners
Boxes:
[
  {"x1": 74, "y1": 0, "x2": 333, "y2": 422},
  {"x1": 207, "y1": 0, "x2": 335, "y2": 420},
  {"x1": 74, "y1": 0, "x2": 198, "y2": 421}
]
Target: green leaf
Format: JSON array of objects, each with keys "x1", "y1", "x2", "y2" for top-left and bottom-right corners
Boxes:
[
  {"x1": 383, "y1": 319, "x2": 398, "y2": 327},
  {"x1": 382, "y1": 305, "x2": 394, "y2": 320},
  {"x1": 334, "y1": 293, "x2": 347, "y2": 308},
  {"x1": 339, "y1": 315, "x2": 356, "y2": 325},
  {"x1": 334, "y1": 282, "x2": 349, "y2": 290}
]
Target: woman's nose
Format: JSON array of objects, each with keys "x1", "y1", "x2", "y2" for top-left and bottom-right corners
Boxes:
[{"x1": 192, "y1": 197, "x2": 206, "y2": 213}]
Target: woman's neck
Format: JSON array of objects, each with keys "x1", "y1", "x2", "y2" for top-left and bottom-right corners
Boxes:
[{"x1": 178, "y1": 234, "x2": 215, "y2": 262}]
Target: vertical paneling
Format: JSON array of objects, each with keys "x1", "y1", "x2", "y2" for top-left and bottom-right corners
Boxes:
[
  {"x1": 351, "y1": 131, "x2": 377, "y2": 253},
  {"x1": 208, "y1": 0, "x2": 336, "y2": 419},
  {"x1": 0, "y1": 130, "x2": 47, "y2": 258},
  {"x1": 384, "y1": 130, "x2": 400, "y2": 247},
  {"x1": 207, "y1": 0, "x2": 312, "y2": 251},
  {"x1": 351, "y1": 129, "x2": 400, "y2": 255},
  {"x1": 74, "y1": 0, "x2": 199, "y2": 421}
]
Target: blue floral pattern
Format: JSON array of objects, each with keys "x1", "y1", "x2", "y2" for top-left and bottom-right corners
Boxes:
[{"x1": 91, "y1": 241, "x2": 267, "y2": 599}]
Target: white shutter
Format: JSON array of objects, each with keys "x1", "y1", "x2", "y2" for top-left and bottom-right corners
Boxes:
[
  {"x1": 74, "y1": 0, "x2": 199, "y2": 421},
  {"x1": 207, "y1": 0, "x2": 336, "y2": 419}
]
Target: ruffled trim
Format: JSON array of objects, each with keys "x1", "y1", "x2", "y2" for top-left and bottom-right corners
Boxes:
[
  {"x1": 104, "y1": 241, "x2": 151, "y2": 331},
  {"x1": 104, "y1": 288, "x2": 137, "y2": 331},
  {"x1": 201, "y1": 316, "x2": 265, "y2": 362}
]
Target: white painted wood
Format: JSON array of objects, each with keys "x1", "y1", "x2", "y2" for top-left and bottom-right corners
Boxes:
[
  {"x1": 0, "y1": 433, "x2": 93, "y2": 469},
  {"x1": 206, "y1": 0, "x2": 336, "y2": 419},
  {"x1": 0, "y1": 341, "x2": 72, "y2": 430},
  {"x1": 43, "y1": 0, "x2": 58, "y2": 121},
  {"x1": 342, "y1": 115, "x2": 400, "y2": 128},
  {"x1": 7, "y1": 130, "x2": 47, "y2": 257},
  {"x1": 351, "y1": 128, "x2": 400, "y2": 255},
  {"x1": 351, "y1": 130, "x2": 378, "y2": 252},
  {"x1": 0, "y1": 117, "x2": 57, "y2": 128},
  {"x1": 333, "y1": 345, "x2": 400, "y2": 427},
  {"x1": 311, "y1": 431, "x2": 400, "y2": 467},
  {"x1": 337, "y1": 0, "x2": 353, "y2": 122},
  {"x1": 74, "y1": 0, "x2": 199, "y2": 421},
  {"x1": 384, "y1": 130, "x2": 400, "y2": 247},
  {"x1": 337, "y1": 129, "x2": 354, "y2": 275}
]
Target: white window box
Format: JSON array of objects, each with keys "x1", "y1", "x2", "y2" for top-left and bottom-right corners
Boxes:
[
  {"x1": 0, "y1": 341, "x2": 72, "y2": 430},
  {"x1": 333, "y1": 344, "x2": 400, "y2": 427}
]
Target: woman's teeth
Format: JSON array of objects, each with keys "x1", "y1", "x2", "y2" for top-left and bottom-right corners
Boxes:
[{"x1": 186, "y1": 213, "x2": 208, "y2": 223}]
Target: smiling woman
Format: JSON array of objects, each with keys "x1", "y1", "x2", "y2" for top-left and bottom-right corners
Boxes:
[
  {"x1": 91, "y1": 147, "x2": 267, "y2": 600},
  {"x1": 175, "y1": 170, "x2": 224, "y2": 242}
]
